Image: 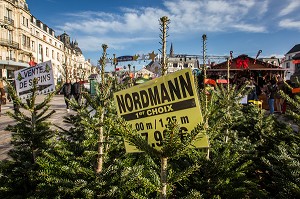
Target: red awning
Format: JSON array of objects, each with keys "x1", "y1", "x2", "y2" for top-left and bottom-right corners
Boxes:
[
  {"x1": 292, "y1": 88, "x2": 300, "y2": 93},
  {"x1": 216, "y1": 79, "x2": 228, "y2": 84},
  {"x1": 292, "y1": 60, "x2": 300, "y2": 64},
  {"x1": 204, "y1": 78, "x2": 216, "y2": 86}
]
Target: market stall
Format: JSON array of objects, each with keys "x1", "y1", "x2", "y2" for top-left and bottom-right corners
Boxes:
[{"x1": 207, "y1": 54, "x2": 287, "y2": 110}]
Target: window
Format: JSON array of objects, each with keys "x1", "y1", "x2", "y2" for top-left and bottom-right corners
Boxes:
[
  {"x1": 46, "y1": 47, "x2": 49, "y2": 57},
  {"x1": 286, "y1": 62, "x2": 290, "y2": 69},
  {"x1": 8, "y1": 30, "x2": 12, "y2": 41},
  {"x1": 27, "y1": 37, "x2": 30, "y2": 48},
  {"x1": 57, "y1": 52, "x2": 60, "y2": 61},
  {"x1": 22, "y1": 16, "x2": 29, "y2": 27},
  {"x1": 36, "y1": 31, "x2": 39, "y2": 37},
  {"x1": 31, "y1": 41, "x2": 35, "y2": 51},
  {"x1": 296, "y1": 63, "x2": 300, "y2": 70},
  {"x1": 22, "y1": 34, "x2": 26, "y2": 46},
  {"x1": 52, "y1": 50, "x2": 55, "y2": 59},
  {"x1": 43, "y1": 35, "x2": 46, "y2": 41},
  {"x1": 8, "y1": 50, "x2": 13, "y2": 60},
  {"x1": 6, "y1": 8, "x2": 12, "y2": 20},
  {"x1": 39, "y1": 44, "x2": 42, "y2": 54},
  {"x1": 22, "y1": 34, "x2": 30, "y2": 48},
  {"x1": 7, "y1": 70, "x2": 14, "y2": 79},
  {"x1": 49, "y1": 39, "x2": 52, "y2": 44},
  {"x1": 55, "y1": 42, "x2": 57, "y2": 46},
  {"x1": 39, "y1": 45, "x2": 44, "y2": 62}
]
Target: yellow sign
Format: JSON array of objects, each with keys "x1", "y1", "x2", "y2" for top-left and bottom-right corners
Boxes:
[{"x1": 114, "y1": 68, "x2": 209, "y2": 153}]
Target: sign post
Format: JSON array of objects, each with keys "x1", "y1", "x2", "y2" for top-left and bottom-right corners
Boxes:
[
  {"x1": 114, "y1": 68, "x2": 209, "y2": 153},
  {"x1": 14, "y1": 60, "x2": 55, "y2": 99}
]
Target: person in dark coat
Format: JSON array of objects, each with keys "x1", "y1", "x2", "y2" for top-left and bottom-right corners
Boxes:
[
  {"x1": 72, "y1": 78, "x2": 81, "y2": 104},
  {"x1": 267, "y1": 79, "x2": 278, "y2": 114},
  {"x1": 0, "y1": 79, "x2": 5, "y2": 116},
  {"x1": 7, "y1": 80, "x2": 20, "y2": 113},
  {"x1": 61, "y1": 79, "x2": 72, "y2": 112}
]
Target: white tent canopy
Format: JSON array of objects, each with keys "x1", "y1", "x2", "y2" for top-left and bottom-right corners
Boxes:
[{"x1": 136, "y1": 68, "x2": 155, "y2": 78}]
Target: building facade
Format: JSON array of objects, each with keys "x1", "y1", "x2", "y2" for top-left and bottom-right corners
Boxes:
[
  {"x1": 283, "y1": 44, "x2": 300, "y2": 81},
  {"x1": 0, "y1": 0, "x2": 92, "y2": 84}
]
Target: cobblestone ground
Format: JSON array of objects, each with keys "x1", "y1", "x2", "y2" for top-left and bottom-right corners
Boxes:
[{"x1": 0, "y1": 94, "x2": 73, "y2": 161}]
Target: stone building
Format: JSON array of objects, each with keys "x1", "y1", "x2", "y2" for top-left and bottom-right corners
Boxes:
[
  {"x1": 284, "y1": 44, "x2": 300, "y2": 81},
  {"x1": 166, "y1": 43, "x2": 199, "y2": 73},
  {"x1": 0, "y1": 0, "x2": 92, "y2": 84}
]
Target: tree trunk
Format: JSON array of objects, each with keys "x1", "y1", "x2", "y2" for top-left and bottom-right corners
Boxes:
[
  {"x1": 160, "y1": 157, "x2": 168, "y2": 199},
  {"x1": 96, "y1": 110, "x2": 104, "y2": 173}
]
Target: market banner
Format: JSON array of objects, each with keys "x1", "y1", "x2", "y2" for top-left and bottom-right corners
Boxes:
[
  {"x1": 116, "y1": 56, "x2": 134, "y2": 62},
  {"x1": 14, "y1": 60, "x2": 55, "y2": 99},
  {"x1": 114, "y1": 68, "x2": 209, "y2": 153}
]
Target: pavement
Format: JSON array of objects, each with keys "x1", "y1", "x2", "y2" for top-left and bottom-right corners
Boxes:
[{"x1": 0, "y1": 94, "x2": 73, "y2": 161}]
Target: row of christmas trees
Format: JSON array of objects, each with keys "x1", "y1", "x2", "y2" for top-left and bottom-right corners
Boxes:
[
  {"x1": 0, "y1": 57, "x2": 299, "y2": 198},
  {"x1": 1, "y1": 16, "x2": 300, "y2": 198}
]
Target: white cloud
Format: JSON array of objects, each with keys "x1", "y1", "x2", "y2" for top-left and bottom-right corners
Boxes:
[
  {"x1": 257, "y1": 0, "x2": 269, "y2": 16},
  {"x1": 231, "y1": 23, "x2": 266, "y2": 32},
  {"x1": 164, "y1": 0, "x2": 269, "y2": 33},
  {"x1": 279, "y1": 0, "x2": 300, "y2": 16},
  {"x1": 265, "y1": 54, "x2": 285, "y2": 58},
  {"x1": 55, "y1": 0, "x2": 271, "y2": 54},
  {"x1": 278, "y1": 19, "x2": 300, "y2": 30},
  {"x1": 77, "y1": 36, "x2": 156, "y2": 52}
]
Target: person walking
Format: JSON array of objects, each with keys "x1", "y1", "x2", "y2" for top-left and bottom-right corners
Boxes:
[
  {"x1": 267, "y1": 79, "x2": 277, "y2": 114},
  {"x1": 60, "y1": 79, "x2": 72, "y2": 112},
  {"x1": 72, "y1": 78, "x2": 81, "y2": 104},
  {"x1": 0, "y1": 79, "x2": 6, "y2": 116},
  {"x1": 275, "y1": 78, "x2": 284, "y2": 113},
  {"x1": 7, "y1": 80, "x2": 20, "y2": 113}
]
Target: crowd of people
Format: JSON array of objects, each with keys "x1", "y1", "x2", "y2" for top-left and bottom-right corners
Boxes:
[
  {"x1": 0, "y1": 77, "x2": 84, "y2": 115},
  {"x1": 1, "y1": 71, "x2": 297, "y2": 115},
  {"x1": 203, "y1": 68, "x2": 297, "y2": 115},
  {"x1": 229, "y1": 72, "x2": 292, "y2": 114},
  {"x1": 60, "y1": 78, "x2": 83, "y2": 112}
]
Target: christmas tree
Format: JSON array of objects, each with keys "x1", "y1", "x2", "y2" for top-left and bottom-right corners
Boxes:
[{"x1": 0, "y1": 78, "x2": 56, "y2": 197}]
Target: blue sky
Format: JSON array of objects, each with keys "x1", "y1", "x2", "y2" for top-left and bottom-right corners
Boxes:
[{"x1": 27, "y1": 0, "x2": 300, "y2": 70}]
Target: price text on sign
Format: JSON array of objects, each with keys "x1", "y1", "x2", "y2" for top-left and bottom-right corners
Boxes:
[{"x1": 114, "y1": 68, "x2": 209, "y2": 153}]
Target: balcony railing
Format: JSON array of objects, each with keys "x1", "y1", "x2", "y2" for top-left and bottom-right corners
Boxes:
[
  {"x1": 0, "y1": 38, "x2": 19, "y2": 49},
  {"x1": 6, "y1": 57, "x2": 16, "y2": 62},
  {"x1": 5, "y1": 0, "x2": 17, "y2": 5},
  {"x1": 22, "y1": 45, "x2": 31, "y2": 51},
  {"x1": 4, "y1": 16, "x2": 14, "y2": 26}
]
